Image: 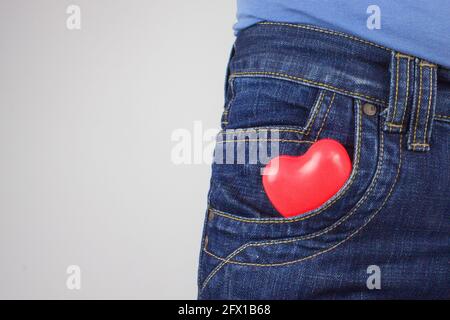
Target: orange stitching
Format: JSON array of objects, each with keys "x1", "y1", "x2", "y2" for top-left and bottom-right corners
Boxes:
[
  {"x1": 385, "y1": 122, "x2": 402, "y2": 128},
  {"x1": 419, "y1": 62, "x2": 437, "y2": 68},
  {"x1": 395, "y1": 53, "x2": 414, "y2": 59},
  {"x1": 410, "y1": 143, "x2": 430, "y2": 147}
]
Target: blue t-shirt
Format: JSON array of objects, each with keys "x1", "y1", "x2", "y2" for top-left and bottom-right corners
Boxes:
[{"x1": 235, "y1": 0, "x2": 450, "y2": 68}]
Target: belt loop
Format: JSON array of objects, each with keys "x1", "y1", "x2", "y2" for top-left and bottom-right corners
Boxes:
[
  {"x1": 407, "y1": 59, "x2": 438, "y2": 152},
  {"x1": 383, "y1": 51, "x2": 414, "y2": 133}
]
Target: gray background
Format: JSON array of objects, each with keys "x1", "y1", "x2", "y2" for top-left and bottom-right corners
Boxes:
[{"x1": 0, "y1": 0, "x2": 235, "y2": 299}]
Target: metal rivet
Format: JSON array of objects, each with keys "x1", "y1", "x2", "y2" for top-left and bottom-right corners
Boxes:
[
  {"x1": 208, "y1": 210, "x2": 215, "y2": 221},
  {"x1": 363, "y1": 103, "x2": 377, "y2": 116}
]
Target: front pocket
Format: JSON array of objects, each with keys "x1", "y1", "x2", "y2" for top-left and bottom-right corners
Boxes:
[
  {"x1": 222, "y1": 75, "x2": 322, "y2": 130},
  {"x1": 199, "y1": 97, "x2": 405, "y2": 289},
  {"x1": 211, "y1": 91, "x2": 356, "y2": 220}
]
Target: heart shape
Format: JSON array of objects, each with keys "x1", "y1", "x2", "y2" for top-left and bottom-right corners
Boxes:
[{"x1": 262, "y1": 139, "x2": 351, "y2": 218}]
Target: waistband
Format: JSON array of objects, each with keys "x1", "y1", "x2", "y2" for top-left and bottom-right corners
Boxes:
[{"x1": 229, "y1": 22, "x2": 450, "y2": 152}]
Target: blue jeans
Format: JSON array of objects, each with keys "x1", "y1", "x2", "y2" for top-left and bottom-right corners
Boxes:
[{"x1": 198, "y1": 23, "x2": 450, "y2": 299}]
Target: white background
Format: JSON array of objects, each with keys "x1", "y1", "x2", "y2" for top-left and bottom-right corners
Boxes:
[{"x1": 0, "y1": 0, "x2": 236, "y2": 299}]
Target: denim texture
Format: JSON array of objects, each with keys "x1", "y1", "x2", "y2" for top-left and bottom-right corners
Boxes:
[{"x1": 198, "y1": 23, "x2": 450, "y2": 299}]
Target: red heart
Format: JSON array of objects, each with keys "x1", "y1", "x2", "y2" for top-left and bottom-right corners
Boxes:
[{"x1": 262, "y1": 139, "x2": 351, "y2": 218}]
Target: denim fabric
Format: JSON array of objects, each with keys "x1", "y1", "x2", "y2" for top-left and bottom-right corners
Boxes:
[{"x1": 198, "y1": 23, "x2": 450, "y2": 299}]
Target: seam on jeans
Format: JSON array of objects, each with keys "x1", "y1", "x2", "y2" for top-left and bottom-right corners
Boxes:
[
  {"x1": 314, "y1": 93, "x2": 335, "y2": 141},
  {"x1": 304, "y1": 91, "x2": 325, "y2": 136},
  {"x1": 216, "y1": 139, "x2": 314, "y2": 144},
  {"x1": 385, "y1": 122, "x2": 403, "y2": 128},
  {"x1": 410, "y1": 143, "x2": 429, "y2": 147},
  {"x1": 201, "y1": 131, "x2": 401, "y2": 276},
  {"x1": 221, "y1": 80, "x2": 324, "y2": 134},
  {"x1": 413, "y1": 65, "x2": 423, "y2": 144},
  {"x1": 422, "y1": 69, "x2": 434, "y2": 144},
  {"x1": 395, "y1": 53, "x2": 414, "y2": 59},
  {"x1": 419, "y1": 62, "x2": 437, "y2": 68},
  {"x1": 207, "y1": 101, "x2": 363, "y2": 224},
  {"x1": 390, "y1": 54, "x2": 400, "y2": 125},
  {"x1": 435, "y1": 114, "x2": 450, "y2": 123},
  {"x1": 399, "y1": 58, "x2": 411, "y2": 127},
  {"x1": 220, "y1": 128, "x2": 307, "y2": 135},
  {"x1": 230, "y1": 72, "x2": 386, "y2": 105},
  {"x1": 257, "y1": 22, "x2": 389, "y2": 51},
  {"x1": 221, "y1": 77, "x2": 236, "y2": 126}
]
